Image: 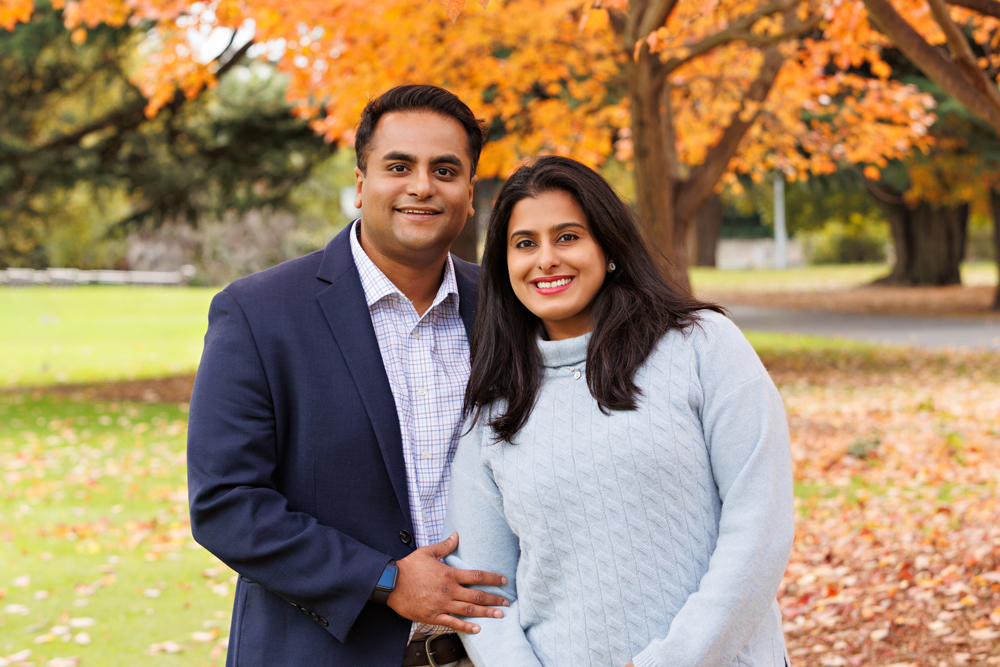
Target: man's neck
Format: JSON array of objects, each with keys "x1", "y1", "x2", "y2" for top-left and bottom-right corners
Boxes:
[{"x1": 358, "y1": 229, "x2": 447, "y2": 317}]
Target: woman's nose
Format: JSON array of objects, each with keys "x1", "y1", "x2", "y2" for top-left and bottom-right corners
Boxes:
[{"x1": 537, "y1": 242, "x2": 560, "y2": 269}]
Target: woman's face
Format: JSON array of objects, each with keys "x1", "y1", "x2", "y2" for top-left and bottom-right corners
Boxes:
[{"x1": 506, "y1": 190, "x2": 609, "y2": 341}]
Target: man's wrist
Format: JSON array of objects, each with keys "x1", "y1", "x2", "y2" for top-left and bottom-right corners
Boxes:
[{"x1": 370, "y1": 560, "x2": 398, "y2": 604}]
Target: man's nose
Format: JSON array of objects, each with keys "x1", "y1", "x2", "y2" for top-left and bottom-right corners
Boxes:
[{"x1": 408, "y1": 170, "x2": 434, "y2": 199}]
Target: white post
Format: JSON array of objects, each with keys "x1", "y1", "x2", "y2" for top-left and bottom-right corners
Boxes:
[{"x1": 773, "y1": 173, "x2": 788, "y2": 270}]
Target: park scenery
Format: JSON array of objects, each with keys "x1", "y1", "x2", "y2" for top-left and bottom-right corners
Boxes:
[{"x1": 2, "y1": 0, "x2": 1000, "y2": 666}]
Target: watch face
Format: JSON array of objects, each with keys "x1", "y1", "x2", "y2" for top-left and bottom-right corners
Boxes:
[{"x1": 377, "y1": 563, "x2": 398, "y2": 590}]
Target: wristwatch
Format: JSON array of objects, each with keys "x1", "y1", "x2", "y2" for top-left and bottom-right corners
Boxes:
[{"x1": 371, "y1": 560, "x2": 398, "y2": 604}]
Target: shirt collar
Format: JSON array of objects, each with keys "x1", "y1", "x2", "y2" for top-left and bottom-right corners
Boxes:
[{"x1": 349, "y1": 219, "x2": 460, "y2": 312}]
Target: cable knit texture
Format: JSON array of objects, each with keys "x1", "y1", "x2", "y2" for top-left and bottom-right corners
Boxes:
[{"x1": 444, "y1": 311, "x2": 794, "y2": 667}]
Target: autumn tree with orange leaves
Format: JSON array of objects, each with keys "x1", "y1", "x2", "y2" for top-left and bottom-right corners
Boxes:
[{"x1": 3, "y1": 0, "x2": 938, "y2": 288}]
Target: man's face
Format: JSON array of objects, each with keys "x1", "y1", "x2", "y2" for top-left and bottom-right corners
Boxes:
[{"x1": 354, "y1": 111, "x2": 476, "y2": 265}]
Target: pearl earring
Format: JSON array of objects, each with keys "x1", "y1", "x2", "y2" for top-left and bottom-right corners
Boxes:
[{"x1": 608, "y1": 261, "x2": 616, "y2": 272}]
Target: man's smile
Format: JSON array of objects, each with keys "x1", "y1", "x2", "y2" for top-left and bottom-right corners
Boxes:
[{"x1": 395, "y1": 206, "x2": 442, "y2": 218}]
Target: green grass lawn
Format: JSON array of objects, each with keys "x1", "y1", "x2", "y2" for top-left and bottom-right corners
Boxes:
[
  {"x1": 0, "y1": 394, "x2": 233, "y2": 666},
  {"x1": 690, "y1": 260, "x2": 998, "y2": 293},
  {"x1": 2, "y1": 281, "x2": 897, "y2": 389},
  {"x1": 1, "y1": 287, "x2": 216, "y2": 388}
]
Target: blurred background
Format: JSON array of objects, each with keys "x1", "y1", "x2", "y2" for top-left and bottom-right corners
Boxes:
[{"x1": 2, "y1": 0, "x2": 1000, "y2": 665}]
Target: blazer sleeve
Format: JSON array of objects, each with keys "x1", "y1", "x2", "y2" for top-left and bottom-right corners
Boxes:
[
  {"x1": 444, "y1": 419, "x2": 544, "y2": 667},
  {"x1": 186, "y1": 289, "x2": 391, "y2": 643},
  {"x1": 632, "y1": 315, "x2": 794, "y2": 667}
]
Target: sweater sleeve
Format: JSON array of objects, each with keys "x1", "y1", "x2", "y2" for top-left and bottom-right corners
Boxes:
[
  {"x1": 443, "y1": 420, "x2": 544, "y2": 667},
  {"x1": 632, "y1": 315, "x2": 794, "y2": 667}
]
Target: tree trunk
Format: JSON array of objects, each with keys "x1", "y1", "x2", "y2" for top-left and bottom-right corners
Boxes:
[
  {"x1": 871, "y1": 197, "x2": 968, "y2": 285},
  {"x1": 693, "y1": 194, "x2": 724, "y2": 266},
  {"x1": 989, "y1": 190, "x2": 1000, "y2": 310},
  {"x1": 626, "y1": 56, "x2": 687, "y2": 290},
  {"x1": 450, "y1": 178, "x2": 501, "y2": 263}
]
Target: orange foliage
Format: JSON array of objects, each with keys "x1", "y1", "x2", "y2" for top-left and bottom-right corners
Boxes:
[{"x1": 4, "y1": 0, "x2": 939, "y2": 182}]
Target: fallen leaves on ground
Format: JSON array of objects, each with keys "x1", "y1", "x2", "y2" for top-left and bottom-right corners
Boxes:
[
  {"x1": 3, "y1": 346, "x2": 1000, "y2": 665},
  {"x1": 778, "y1": 358, "x2": 1000, "y2": 666}
]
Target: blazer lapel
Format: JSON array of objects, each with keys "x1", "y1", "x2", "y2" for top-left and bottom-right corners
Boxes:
[{"x1": 315, "y1": 228, "x2": 411, "y2": 527}]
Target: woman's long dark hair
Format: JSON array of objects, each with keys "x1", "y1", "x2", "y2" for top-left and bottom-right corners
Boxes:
[{"x1": 464, "y1": 155, "x2": 724, "y2": 443}]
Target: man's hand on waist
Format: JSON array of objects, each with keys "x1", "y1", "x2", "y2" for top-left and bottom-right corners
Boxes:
[{"x1": 387, "y1": 532, "x2": 509, "y2": 634}]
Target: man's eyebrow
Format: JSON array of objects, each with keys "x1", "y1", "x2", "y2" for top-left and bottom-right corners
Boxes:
[
  {"x1": 431, "y1": 154, "x2": 464, "y2": 168},
  {"x1": 378, "y1": 151, "x2": 466, "y2": 170},
  {"x1": 380, "y1": 151, "x2": 418, "y2": 163}
]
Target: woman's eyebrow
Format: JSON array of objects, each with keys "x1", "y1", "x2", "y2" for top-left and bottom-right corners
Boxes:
[{"x1": 552, "y1": 222, "x2": 586, "y2": 232}]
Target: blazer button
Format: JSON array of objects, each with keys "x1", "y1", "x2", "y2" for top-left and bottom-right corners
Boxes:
[
  {"x1": 310, "y1": 612, "x2": 320, "y2": 621},
  {"x1": 319, "y1": 617, "x2": 329, "y2": 627},
  {"x1": 399, "y1": 530, "x2": 413, "y2": 545}
]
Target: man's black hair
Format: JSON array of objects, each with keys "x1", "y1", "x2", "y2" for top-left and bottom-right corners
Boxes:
[{"x1": 354, "y1": 85, "x2": 487, "y2": 177}]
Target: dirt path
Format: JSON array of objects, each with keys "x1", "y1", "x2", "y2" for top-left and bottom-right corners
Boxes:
[{"x1": 699, "y1": 284, "x2": 999, "y2": 319}]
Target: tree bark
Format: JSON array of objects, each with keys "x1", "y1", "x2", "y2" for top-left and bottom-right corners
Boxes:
[
  {"x1": 989, "y1": 190, "x2": 1000, "y2": 309},
  {"x1": 693, "y1": 194, "x2": 724, "y2": 266},
  {"x1": 450, "y1": 177, "x2": 501, "y2": 264},
  {"x1": 870, "y1": 196, "x2": 968, "y2": 285},
  {"x1": 627, "y1": 53, "x2": 685, "y2": 287}
]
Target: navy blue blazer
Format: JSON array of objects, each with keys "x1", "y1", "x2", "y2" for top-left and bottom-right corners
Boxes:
[{"x1": 187, "y1": 225, "x2": 479, "y2": 666}]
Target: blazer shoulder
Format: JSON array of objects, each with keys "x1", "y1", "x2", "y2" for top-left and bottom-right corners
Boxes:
[{"x1": 224, "y1": 249, "x2": 326, "y2": 302}]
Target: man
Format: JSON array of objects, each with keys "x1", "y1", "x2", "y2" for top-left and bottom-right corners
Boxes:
[{"x1": 187, "y1": 85, "x2": 507, "y2": 667}]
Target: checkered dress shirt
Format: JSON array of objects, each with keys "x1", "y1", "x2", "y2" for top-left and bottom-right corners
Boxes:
[{"x1": 349, "y1": 221, "x2": 471, "y2": 638}]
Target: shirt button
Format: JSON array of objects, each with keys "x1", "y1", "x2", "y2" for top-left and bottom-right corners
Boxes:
[
  {"x1": 573, "y1": 371, "x2": 581, "y2": 380},
  {"x1": 399, "y1": 530, "x2": 413, "y2": 545},
  {"x1": 412, "y1": 331, "x2": 420, "y2": 339},
  {"x1": 421, "y1": 451, "x2": 431, "y2": 459},
  {"x1": 417, "y1": 388, "x2": 426, "y2": 396}
]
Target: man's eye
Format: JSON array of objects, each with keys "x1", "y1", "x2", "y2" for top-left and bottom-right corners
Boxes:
[
  {"x1": 390, "y1": 165, "x2": 407, "y2": 172},
  {"x1": 435, "y1": 168, "x2": 454, "y2": 176}
]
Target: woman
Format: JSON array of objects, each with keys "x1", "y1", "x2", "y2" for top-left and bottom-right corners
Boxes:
[{"x1": 444, "y1": 156, "x2": 793, "y2": 667}]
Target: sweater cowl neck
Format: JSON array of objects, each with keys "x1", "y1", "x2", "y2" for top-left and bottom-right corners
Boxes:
[{"x1": 537, "y1": 331, "x2": 591, "y2": 368}]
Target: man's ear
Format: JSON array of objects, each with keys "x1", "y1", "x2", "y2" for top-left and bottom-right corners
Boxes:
[
  {"x1": 354, "y1": 167, "x2": 365, "y2": 210},
  {"x1": 467, "y1": 174, "x2": 478, "y2": 218}
]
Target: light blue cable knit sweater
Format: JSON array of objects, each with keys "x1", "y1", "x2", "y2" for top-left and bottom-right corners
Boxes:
[{"x1": 444, "y1": 311, "x2": 794, "y2": 667}]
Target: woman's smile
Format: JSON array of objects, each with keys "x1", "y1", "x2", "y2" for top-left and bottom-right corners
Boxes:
[{"x1": 530, "y1": 275, "x2": 574, "y2": 294}]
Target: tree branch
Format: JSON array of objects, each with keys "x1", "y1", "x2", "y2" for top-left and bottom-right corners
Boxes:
[
  {"x1": 864, "y1": 0, "x2": 1000, "y2": 133},
  {"x1": 4, "y1": 39, "x2": 254, "y2": 167},
  {"x1": 926, "y1": 0, "x2": 1000, "y2": 116},
  {"x1": 947, "y1": 0, "x2": 1000, "y2": 19},
  {"x1": 651, "y1": 0, "x2": 801, "y2": 77},
  {"x1": 216, "y1": 38, "x2": 253, "y2": 79},
  {"x1": 675, "y1": 44, "x2": 785, "y2": 223}
]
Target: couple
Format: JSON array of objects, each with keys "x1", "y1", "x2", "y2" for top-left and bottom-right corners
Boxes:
[{"x1": 187, "y1": 84, "x2": 794, "y2": 667}]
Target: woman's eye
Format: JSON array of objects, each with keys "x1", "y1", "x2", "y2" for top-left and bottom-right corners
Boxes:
[
  {"x1": 557, "y1": 233, "x2": 579, "y2": 242},
  {"x1": 514, "y1": 239, "x2": 535, "y2": 249}
]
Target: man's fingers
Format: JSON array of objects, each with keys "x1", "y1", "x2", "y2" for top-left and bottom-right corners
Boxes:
[
  {"x1": 427, "y1": 532, "x2": 459, "y2": 558},
  {"x1": 453, "y1": 586, "x2": 510, "y2": 609},
  {"x1": 454, "y1": 568, "x2": 509, "y2": 589},
  {"x1": 446, "y1": 600, "x2": 506, "y2": 619},
  {"x1": 433, "y1": 613, "x2": 481, "y2": 635}
]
